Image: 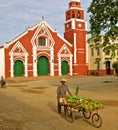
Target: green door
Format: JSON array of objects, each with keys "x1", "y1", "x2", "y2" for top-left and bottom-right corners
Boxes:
[
  {"x1": 14, "y1": 60, "x2": 24, "y2": 76},
  {"x1": 37, "y1": 56, "x2": 49, "y2": 76},
  {"x1": 61, "y1": 61, "x2": 68, "y2": 75}
]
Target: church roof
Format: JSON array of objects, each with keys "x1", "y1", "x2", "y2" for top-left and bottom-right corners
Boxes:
[
  {"x1": 4, "y1": 19, "x2": 72, "y2": 48},
  {"x1": 71, "y1": 0, "x2": 80, "y2": 2}
]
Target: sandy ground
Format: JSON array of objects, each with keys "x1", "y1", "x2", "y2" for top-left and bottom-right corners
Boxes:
[{"x1": 0, "y1": 76, "x2": 118, "y2": 130}]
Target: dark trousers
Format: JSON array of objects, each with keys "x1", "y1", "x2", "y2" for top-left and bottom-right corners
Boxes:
[
  {"x1": 58, "y1": 101, "x2": 62, "y2": 114},
  {"x1": 57, "y1": 101, "x2": 67, "y2": 114}
]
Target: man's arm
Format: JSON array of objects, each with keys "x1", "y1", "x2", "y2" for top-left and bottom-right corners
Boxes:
[
  {"x1": 68, "y1": 89, "x2": 72, "y2": 96},
  {"x1": 57, "y1": 91, "x2": 60, "y2": 99},
  {"x1": 57, "y1": 86, "x2": 60, "y2": 99}
]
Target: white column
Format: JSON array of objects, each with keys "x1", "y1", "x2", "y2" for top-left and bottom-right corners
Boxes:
[
  {"x1": 74, "y1": 33, "x2": 77, "y2": 63},
  {"x1": 50, "y1": 47, "x2": 54, "y2": 76},
  {"x1": 70, "y1": 55, "x2": 73, "y2": 76},
  {"x1": 58, "y1": 54, "x2": 61, "y2": 76},
  {"x1": 25, "y1": 53, "x2": 28, "y2": 77},
  {"x1": 86, "y1": 35, "x2": 88, "y2": 64},
  {"x1": 33, "y1": 46, "x2": 37, "y2": 77},
  {"x1": 72, "y1": 19, "x2": 75, "y2": 29},
  {"x1": 10, "y1": 53, "x2": 14, "y2": 77}
]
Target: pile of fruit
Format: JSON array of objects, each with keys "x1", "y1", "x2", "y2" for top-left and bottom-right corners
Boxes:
[{"x1": 67, "y1": 95, "x2": 103, "y2": 111}]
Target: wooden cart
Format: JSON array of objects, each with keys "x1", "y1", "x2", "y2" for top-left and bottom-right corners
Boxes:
[{"x1": 62, "y1": 102, "x2": 103, "y2": 128}]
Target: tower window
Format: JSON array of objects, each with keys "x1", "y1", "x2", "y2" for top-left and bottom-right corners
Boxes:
[
  {"x1": 38, "y1": 37, "x2": 46, "y2": 46},
  {"x1": 72, "y1": 11, "x2": 75, "y2": 18},
  {"x1": 76, "y1": 3, "x2": 78, "y2": 5},
  {"x1": 78, "y1": 12, "x2": 80, "y2": 19}
]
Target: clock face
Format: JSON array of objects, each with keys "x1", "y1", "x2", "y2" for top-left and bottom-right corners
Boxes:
[{"x1": 78, "y1": 24, "x2": 82, "y2": 27}]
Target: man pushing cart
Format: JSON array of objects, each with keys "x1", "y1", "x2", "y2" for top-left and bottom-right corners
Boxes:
[{"x1": 57, "y1": 79, "x2": 103, "y2": 128}]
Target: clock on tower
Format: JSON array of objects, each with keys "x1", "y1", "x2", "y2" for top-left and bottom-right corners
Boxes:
[{"x1": 64, "y1": 0, "x2": 88, "y2": 75}]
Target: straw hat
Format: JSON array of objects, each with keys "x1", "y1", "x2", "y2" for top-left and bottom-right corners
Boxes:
[{"x1": 60, "y1": 78, "x2": 67, "y2": 82}]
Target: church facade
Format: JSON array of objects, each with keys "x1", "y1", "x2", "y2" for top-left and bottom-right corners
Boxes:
[{"x1": 0, "y1": 0, "x2": 88, "y2": 78}]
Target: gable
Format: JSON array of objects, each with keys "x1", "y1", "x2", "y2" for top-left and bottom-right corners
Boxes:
[
  {"x1": 9, "y1": 41, "x2": 28, "y2": 56},
  {"x1": 4, "y1": 19, "x2": 72, "y2": 50},
  {"x1": 31, "y1": 20, "x2": 55, "y2": 47},
  {"x1": 58, "y1": 44, "x2": 72, "y2": 56}
]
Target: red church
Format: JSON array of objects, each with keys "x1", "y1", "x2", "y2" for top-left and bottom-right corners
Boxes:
[{"x1": 0, "y1": 0, "x2": 88, "y2": 78}]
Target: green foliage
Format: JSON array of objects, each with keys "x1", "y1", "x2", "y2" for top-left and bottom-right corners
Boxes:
[
  {"x1": 67, "y1": 96, "x2": 103, "y2": 110},
  {"x1": 87, "y1": 0, "x2": 118, "y2": 58},
  {"x1": 75, "y1": 86, "x2": 79, "y2": 96},
  {"x1": 112, "y1": 61, "x2": 118, "y2": 69},
  {"x1": 112, "y1": 61, "x2": 118, "y2": 75}
]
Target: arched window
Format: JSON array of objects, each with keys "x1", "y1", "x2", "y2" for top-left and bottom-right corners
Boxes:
[
  {"x1": 38, "y1": 37, "x2": 46, "y2": 46},
  {"x1": 78, "y1": 11, "x2": 80, "y2": 19},
  {"x1": 72, "y1": 11, "x2": 75, "y2": 18}
]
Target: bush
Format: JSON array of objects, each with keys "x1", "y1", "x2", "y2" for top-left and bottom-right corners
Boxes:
[{"x1": 112, "y1": 61, "x2": 118, "y2": 75}]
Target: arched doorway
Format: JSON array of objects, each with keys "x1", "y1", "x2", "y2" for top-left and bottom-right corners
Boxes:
[
  {"x1": 61, "y1": 61, "x2": 68, "y2": 75},
  {"x1": 106, "y1": 61, "x2": 111, "y2": 75},
  {"x1": 37, "y1": 56, "x2": 49, "y2": 76},
  {"x1": 14, "y1": 60, "x2": 24, "y2": 76}
]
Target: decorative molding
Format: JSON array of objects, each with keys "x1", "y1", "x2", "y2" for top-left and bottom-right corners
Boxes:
[
  {"x1": 31, "y1": 21, "x2": 55, "y2": 47},
  {"x1": 57, "y1": 44, "x2": 72, "y2": 56},
  {"x1": 9, "y1": 41, "x2": 28, "y2": 56}
]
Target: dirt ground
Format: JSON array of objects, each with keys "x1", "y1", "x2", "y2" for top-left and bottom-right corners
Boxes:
[{"x1": 0, "y1": 76, "x2": 118, "y2": 130}]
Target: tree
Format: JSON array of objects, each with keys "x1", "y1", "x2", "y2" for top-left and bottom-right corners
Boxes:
[
  {"x1": 87, "y1": 0, "x2": 118, "y2": 58},
  {"x1": 112, "y1": 61, "x2": 118, "y2": 75}
]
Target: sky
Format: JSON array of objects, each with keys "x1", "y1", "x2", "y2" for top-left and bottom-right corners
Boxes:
[{"x1": 0, "y1": 0, "x2": 92, "y2": 45}]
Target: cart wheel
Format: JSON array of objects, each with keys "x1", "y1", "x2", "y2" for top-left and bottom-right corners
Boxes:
[
  {"x1": 92, "y1": 113, "x2": 102, "y2": 128},
  {"x1": 83, "y1": 111, "x2": 91, "y2": 119},
  {"x1": 65, "y1": 108, "x2": 75, "y2": 123}
]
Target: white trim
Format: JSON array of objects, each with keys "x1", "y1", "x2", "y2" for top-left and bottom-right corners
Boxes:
[
  {"x1": 4, "y1": 31, "x2": 28, "y2": 48},
  {"x1": 78, "y1": 51, "x2": 84, "y2": 53},
  {"x1": 31, "y1": 20, "x2": 55, "y2": 47},
  {"x1": 73, "y1": 64, "x2": 78, "y2": 66},
  {"x1": 9, "y1": 41, "x2": 29, "y2": 77},
  {"x1": 86, "y1": 37, "x2": 88, "y2": 64},
  {"x1": 65, "y1": 18, "x2": 85, "y2": 24},
  {"x1": 37, "y1": 52, "x2": 50, "y2": 57},
  {"x1": 58, "y1": 55, "x2": 61, "y2": 76},
  {"x1": 66, "y1": 7, "x2": 83, "y2": 12},
  {"x1": 3, "y1": 20, "x2": 57, "y2": 48},
  {"x1": 74, "y1": 33, "x2": 77, "y2": 63},
  {"x1": 70, "y1": 55, "x2": 73, "y2": 76},
  {"x1": 0, "y1": 48, "x2": 5, "y2": 77},
  {"x1": 72, "y1": 19, "x2": 75, "y2": 29},
  {"x1": 50, "y1": 47, "x2": 54, "y2": 76},
  {"x1": 78, "y1": 48, "x2": 84, "y2": 50},
  {"x1": 85, "y1": 21, "x2": 88, "y2": 31},
  {"x1": 9, "y1": 41, "x2": 28, "y2": 55},
  {"x1": 25, "y1": 53, "x2": 28, "y2": 77},
  {"x1": 57, "y1": 44, "x2": 72, "y2": 56},
  {"x1": 10, "y1": 53, "x2": 14, "y2": 77},
  {"x1": 58, "y1": 44, "x2": 73, "y2": 76},
  {"x1": 33, "y1": 46, "x2": 37, "y2": 77}
]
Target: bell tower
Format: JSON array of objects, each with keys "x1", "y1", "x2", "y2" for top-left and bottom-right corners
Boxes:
[{"x1": 64, "y1": 0, "x2": 88, "y2": 75}]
